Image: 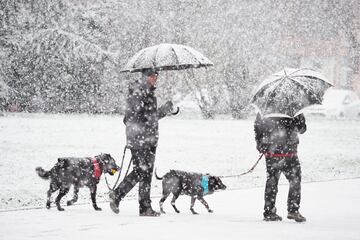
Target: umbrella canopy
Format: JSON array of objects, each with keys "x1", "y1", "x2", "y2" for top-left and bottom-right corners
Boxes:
[
  {"x1": 120, "y1": 43, "x2": 213, "y2": 73},
  {"x1": 251, "y1": 68, "x2": 333, "y2": 117}
]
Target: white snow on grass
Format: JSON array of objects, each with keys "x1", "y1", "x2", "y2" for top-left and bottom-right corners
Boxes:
[
  {"x1": 0, "y1": 113, "x2": 359, "y2": 239},
  {"x1": 0, "y1": 113, "x2": 360, "y2": 210}
]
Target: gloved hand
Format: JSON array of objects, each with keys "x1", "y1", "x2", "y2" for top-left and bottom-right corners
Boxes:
[
  {"x1": 257, "y1": 144, "x2": 268, "y2": 153},
  {"x1": 162, "y1": 101, "x2": 174, "y2": 114},
  {"x1": 159, "y1": 101, "x2": 180, "y2": 117},
  {"x1": 296, "y1": 113, "x2": 305, "y2": 124},
  {"x1": 293, "y1": 113, "x2": 306, "y2": 133}
]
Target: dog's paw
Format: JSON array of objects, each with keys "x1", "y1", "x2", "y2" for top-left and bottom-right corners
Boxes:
[
  {"x1": 46, "y1": 202, "x2": 51, "y2": 209},
  {"x1": 208, "y1": 209, "x2": 214, "y2": 213},
  {"x1": 67, "y1": 201, "x2": 73, "y2": 206}
]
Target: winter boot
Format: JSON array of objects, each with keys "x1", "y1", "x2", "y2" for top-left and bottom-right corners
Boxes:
[
  {"x1": 287, "y1": 211, "x2": 306, "y2": 222},
  {"x1": 263, "y1": 212, "x2": 282, "y2": 221},
  {"x1": 109, "y1": 191, "x2": 120, "y2": 214},
  {"x1": 139, "y1": 207, "x2": 161, "y2": 217}
]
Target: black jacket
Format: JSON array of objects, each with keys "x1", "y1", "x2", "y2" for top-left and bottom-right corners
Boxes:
[
  {"x1": 254, "y1": 113, "x2": 306, "y2": 154},
  {"x1": 123, "y1": 75, "x2": 172, "y2": 149}
]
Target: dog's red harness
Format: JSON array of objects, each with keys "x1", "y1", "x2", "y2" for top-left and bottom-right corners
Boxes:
[
  {"x1": 264, "y1": 152, "x2": 297, "y2": 158},
  {"x1": 92, "y1": 158, "x2": 102, "y2": 180}
]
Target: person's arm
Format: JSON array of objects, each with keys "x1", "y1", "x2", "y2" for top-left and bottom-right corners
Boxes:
[
  {"x1": 254, "y1": 113, "x2": 268, "y2": 153},
  {"x1": 254, "y1": 114, "x2": 262, "y2": 143},
  {"x1": 123, "y1": 88, "x2": 144, "y2": 124}
]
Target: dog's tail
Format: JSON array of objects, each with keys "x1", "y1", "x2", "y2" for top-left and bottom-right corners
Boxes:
[
  {"x1": 154, "y1": 168, "x2": 164, "y2": 180},
  {"x1": 35, "y1": 167, "x2": 51, "y2": 180}
]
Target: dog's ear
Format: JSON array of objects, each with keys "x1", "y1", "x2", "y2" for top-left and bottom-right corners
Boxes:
[
  {"x1": 208, "y1": 176, "x2": 215, "y2": 184},
  {"x1": 100, "y1": 153, "x2": 110, "y2": 158},
  {"x1": 98, "y1": 153, "x2": 107, "y2": 163},
  {"x1": 104, "y1": 153, "x2": 112, "y2": 160},
  {"x1": 101, "y1": 153, "x2": 114, "y2": 163}
]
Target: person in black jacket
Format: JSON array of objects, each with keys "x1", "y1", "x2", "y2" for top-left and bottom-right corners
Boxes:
[
  {"x1": 109, "y1": 69, "x2": 176, "y2": 216},
  {"x1": 254, "y1": 113, "x2": 307, "y2": 222}
]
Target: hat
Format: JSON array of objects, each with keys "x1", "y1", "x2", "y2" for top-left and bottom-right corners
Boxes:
[{"x1": 142, "y1": 68, "x2": 158, "y2": 76}]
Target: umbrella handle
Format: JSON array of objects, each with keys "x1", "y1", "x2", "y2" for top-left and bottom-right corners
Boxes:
[{"x1": 171, "y1": 107, "x2": 180, "y2": 115}]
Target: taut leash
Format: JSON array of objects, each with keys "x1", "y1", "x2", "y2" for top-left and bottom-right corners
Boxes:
[{"x1": 219, "y1": 154, "x2": 264, "y2": 179}]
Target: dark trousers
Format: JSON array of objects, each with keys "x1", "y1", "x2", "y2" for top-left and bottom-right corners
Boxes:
[
  {"x1": 114, "y1": 147, "x2": 156, "y2": 210},
  {"x1": 264, "y1": 156, "x2": 302, "y2": 214}
]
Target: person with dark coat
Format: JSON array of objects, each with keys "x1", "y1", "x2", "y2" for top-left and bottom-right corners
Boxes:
[
  {"x1": 254, "y1": 113, "x2": 307, "y2": 222},
  {"x1": 109, "y1": 69, "x2": 177, "y2": 216}
]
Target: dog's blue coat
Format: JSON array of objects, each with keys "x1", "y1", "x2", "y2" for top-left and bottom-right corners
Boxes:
[{"x1": 201, "y1": 175, "x2": 209, "y2": 194}]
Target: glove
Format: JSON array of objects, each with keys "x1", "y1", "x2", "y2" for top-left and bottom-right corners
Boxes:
[
  {"x1": 257, "y1": 144, "x2": 268, "y2": 153},
  {"x1": 293, "y1": 113, "x2": 305, "y2": 126},
  {"x1": 163, "y1": 101, "x2": 174, "y2": 114},
  {"x1": 293, "y1": 113, "x2": 306, "y2": 133}
]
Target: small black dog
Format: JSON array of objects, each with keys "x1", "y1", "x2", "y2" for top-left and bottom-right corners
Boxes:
[
  {"x1": 155, "y1": 170, "x2": 227, "y2": 214},
  {"x1": 36, "y1": 153, "x2": 120, "y2": 211}
]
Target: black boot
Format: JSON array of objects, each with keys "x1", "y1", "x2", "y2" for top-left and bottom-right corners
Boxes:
[
  {"x1": 287, "y1": 211, "x2": 306, "y2": 222},
  {"x1": 109, "y1": 191, "x2": 120, "y2": 214},
  {"x1": 139, "y1": 207, "x2": 160, "y2": 217},
  {"x1": 263, "y1": 211, "x2": 282, "y2": 221}
]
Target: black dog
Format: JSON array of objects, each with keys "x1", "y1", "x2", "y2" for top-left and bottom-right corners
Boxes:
[
  {"x1": 36, "y1": 153, "x2": 120, "y2": 211},
  {"x1": 155, "y1": 170, "x2": 227, "y2": 214}
]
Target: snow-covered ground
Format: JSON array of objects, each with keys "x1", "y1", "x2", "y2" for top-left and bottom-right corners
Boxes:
[
  {"x1": 0, "y1": 113, "x2": 360, "y2": 239},
  {"x1": 1, "y1": 179, "x2": 359, "y2": 240}
]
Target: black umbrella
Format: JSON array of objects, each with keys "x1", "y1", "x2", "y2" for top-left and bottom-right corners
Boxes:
[
  {"x1": 251, "y1": 68, "x2": 333, "y2": 117},
  {"x1": 120, "y1": 43, "x2": 213, "y2": 73}
]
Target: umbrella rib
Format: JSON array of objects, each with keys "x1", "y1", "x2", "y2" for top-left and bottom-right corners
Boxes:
[
  {"x1": 153, "y1": 46, "x2": 160, "y2": 69},
  {"x1": 270, "y1": 78, "x2": 293, "y2": 115},
  {"x1": 287, "y1": 68, "x2": 319, "y2": 77},
  {"x1": 291, "y1": 74, "x2": 332, "y2": 86},
  {"x1": 287, "y1": 76, "x2": 321, "y2": 102},
  {"x1": 287, "y1": 68, "x2": 304, "y2": 76},
  {"x1": 182, "y1": 46, "x2": 202, "y2": 67},
  {"x1": 170, "y1": 46, "x2": 180, "y2": 68},
  {"x1": 285, "y1": 76, "x2": 325, "y2": 114},
  {"x1": 132, "y1": 48, "x2": 149, "y2": 70},
  {"x1": 288, "y1": 68, "x2": 332, "y2": 86},
  {"x1": 255, "y1": 78, "x2": 283, "y2": 114}
]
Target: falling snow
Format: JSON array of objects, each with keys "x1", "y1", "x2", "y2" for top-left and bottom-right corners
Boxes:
[{"x1": 1, "y1": 1, "x2": 360, "y2": 239}]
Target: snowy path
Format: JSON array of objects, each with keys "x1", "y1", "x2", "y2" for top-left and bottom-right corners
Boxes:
[{"x1": 1, "y1": 178, "x2": 359, "y2": 240}]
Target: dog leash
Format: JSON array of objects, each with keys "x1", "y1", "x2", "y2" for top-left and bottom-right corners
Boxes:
[
  {"x1": 106, "y1": 151, "x2": 263, "y2": 188},
  {"x1": 219, "y1": 154, "x2": 264, "y2": 179},
  {"x1": 105, "y1": 146, "x2": 129, "y2": 191}
]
